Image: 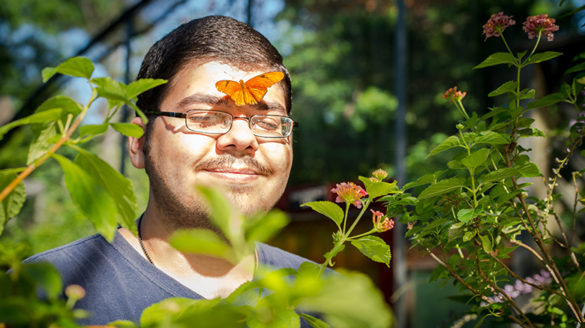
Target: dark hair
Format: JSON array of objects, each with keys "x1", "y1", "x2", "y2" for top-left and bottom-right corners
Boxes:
[{"x1": 136, "y1": 15, "x2": 292, "y2": 114}]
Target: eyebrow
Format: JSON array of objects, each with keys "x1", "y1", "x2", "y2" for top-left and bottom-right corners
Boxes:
[
  {"x1": 177, "y1": 93, "x2": 287, "y2": 114},
  {"x1": 177, "y1": 94, "x2": 229, "y2": 108}
]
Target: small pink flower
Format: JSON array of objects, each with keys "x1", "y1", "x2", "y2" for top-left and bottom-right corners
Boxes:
[
  {"x1": 371, "y1": 209, "x2": 395, "y2": 232},
  {"x1": 442, "y1": 86, "x2": 467, "y2": 103},
  {"x1": 523, "y1": 14, "x2": 559, "y2": 41},
  {"x1": 482, "y1": 12, "x2": 516, "y2": 40},
  {"x1": 331, "y1": 182, "x2": 367, "y2": 208}
]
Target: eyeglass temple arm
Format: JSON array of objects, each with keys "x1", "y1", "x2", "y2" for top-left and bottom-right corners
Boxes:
[{"x1": 144, "y1": 111, "x2": 187, "y2": 118}]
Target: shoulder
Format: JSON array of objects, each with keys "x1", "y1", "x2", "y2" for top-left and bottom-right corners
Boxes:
[
  {"x1": 24, "y1": 234, "x2": 109, "y2": 266},
  {"x1": 256, "y1": 242, "x2": 315, "y2": 271},
  {"x1": 23, "y1": 233, "x2": 127, "y2": 286}
]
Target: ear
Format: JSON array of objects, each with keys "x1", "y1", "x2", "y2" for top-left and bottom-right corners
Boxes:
[{"x1": 128, "y1": 116, "x2": 147, "y2": 169}]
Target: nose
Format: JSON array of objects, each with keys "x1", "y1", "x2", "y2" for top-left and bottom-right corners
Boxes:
[{"x1": 216, "y1": 117, "x2": 259, "y2": 155}]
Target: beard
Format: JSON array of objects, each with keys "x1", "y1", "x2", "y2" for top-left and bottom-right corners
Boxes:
[
  {"x1": 144, "y1": 147, "x2": 217, "y2": 231},
  {"x1": 144, "y1": 150, "x2": 277, "y2": 231}
]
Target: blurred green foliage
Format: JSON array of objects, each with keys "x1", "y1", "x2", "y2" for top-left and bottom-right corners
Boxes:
[{"x1": 277, "y1": 0, "x2": 580, "y2": 184}]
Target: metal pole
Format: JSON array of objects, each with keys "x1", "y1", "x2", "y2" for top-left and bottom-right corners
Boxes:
[
  {"x1": 246, "y1": 0, "x2": 254, "y2": 26},
  {"x1": 393, "y1": 0, "x2": 408, "y2": 327},
  {"x1": 119, "y1": 18, "x2": 132, "y2": 174}
]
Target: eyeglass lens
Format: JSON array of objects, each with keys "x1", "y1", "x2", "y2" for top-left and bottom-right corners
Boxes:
[{"x1": 186, "y1": 110, "x2": 293, "y2": 137}]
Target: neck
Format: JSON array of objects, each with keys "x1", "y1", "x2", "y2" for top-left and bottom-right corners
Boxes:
[{"x1": 119, "y1": 208, "x2": 256, "y2": 298}]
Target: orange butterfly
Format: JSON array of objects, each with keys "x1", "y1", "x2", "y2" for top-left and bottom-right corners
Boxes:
[{"x1": 215, "y1": 71, "x2": 285, "y2": 106}]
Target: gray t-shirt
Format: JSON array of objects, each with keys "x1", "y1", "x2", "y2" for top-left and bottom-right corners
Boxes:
[{"x1": 25, "y1": 230, "x2": 313, "y2": 326}]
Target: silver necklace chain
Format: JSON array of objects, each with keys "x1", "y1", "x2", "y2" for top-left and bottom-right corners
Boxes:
[{"x1": 138, "y1": 216, "x2": 154, "y2": 265}]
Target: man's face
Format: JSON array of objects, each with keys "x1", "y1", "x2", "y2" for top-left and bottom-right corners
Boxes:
[{"x1": 135, "y1": 61, "x2": 293, "y2": 226}]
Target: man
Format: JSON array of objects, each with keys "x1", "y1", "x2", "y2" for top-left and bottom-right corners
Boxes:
[{"x1": 26, "y1": 15, "x2": 310, "y2": 326}]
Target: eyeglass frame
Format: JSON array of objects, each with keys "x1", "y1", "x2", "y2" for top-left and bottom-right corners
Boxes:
[{"x1": 144, "y1": 109, "x2": 298, "y2": 138}]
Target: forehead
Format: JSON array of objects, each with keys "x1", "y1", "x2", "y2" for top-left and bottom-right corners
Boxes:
[{"x1": 163, "y1": 60, "x2": 287, "y2": 113}]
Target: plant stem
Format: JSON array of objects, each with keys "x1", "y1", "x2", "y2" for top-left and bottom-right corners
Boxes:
[
  {"x1": 473, "y1": 245, "x2": 534, "y2": 328},
  {"x1": 342, "y1": 203, "x2": 350, "y2": 234},
  {"x1": 345, "y1": 198, "x2": 370, "y2": 237},
  {"x1": 487, "y1": 250, "x2": 561, "y2": 297},
  {"x1": 348, "y1": 229, "x2": 377, "y2": 240},
  {"x1": 512, "y1": 179, "x2": 584, "y2": 323},
  {"x1": 500, "y1": 33, "x2": 514, "y2": 56},
  {"x1": 527, "y1": 31, "x2": 542, "y2": 60},
  {"x1": 0, "y1": 89, "x2": 97, "y2": 203},
  {"x1": 425, "y1": 248, "x2": 492, "y2": 303}
]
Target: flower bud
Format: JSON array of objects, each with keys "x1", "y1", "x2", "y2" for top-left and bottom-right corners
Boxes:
[
  {"x1": 372, "y1": 169, "x2": 388, "y2": 181},
  {"x1": 65, "y1": 284, "x2": 86, "y2": 301}
]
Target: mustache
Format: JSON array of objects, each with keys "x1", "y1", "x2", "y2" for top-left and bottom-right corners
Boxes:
[{"x1": 195, "y1": 156, "x2": 273, "y2": 176}]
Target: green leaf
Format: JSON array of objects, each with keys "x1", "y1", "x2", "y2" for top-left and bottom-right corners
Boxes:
[
  {"x1": 516, "y1": 162, "x2": 541, "y2": 177},
  {"x1": 474, "y1": 52, "x2": 517, "y2": 69},
  {"x1": 36, "y1": 95, "x2": 82, "y2": 116},
  {"x1": 428, "y1": 135, "x2": 461, "y2": 157},
  {"x1": 0, "y1": 108, "x2": 62, "y2": 141},
  {"x1": 475, "y1": 131, "x2": 509, "y2": 145},
  {"x1": 324, "y1": 243, "x2": 345, "y2": 261},
  {"x1": 58, "y1": 56, "x2": 94, "y2": 79},
  {"x1": 302, "y1": 201, "x2": 344, "y2": 228},
  {"x1": 462, "y1": 230, "x2": 476, "y2": 242},
  {"x1": 0, "y1": 171, "x2": 26, "y2": 236},
  {"x1": 525, "y1": 51, "x2": 562, "y2": 65},
  {"x1": 457, "y1": 208, "x2": 476, "y2": 223},
  {"x1": 42, "y1": 67, "x2": 58, "y2": 82},
  {"x1": 248, "y1": 308, "x2": 300, "y2": 328},
  {"x1": 461, "y1": 148, "x2": 490, "y2": 169},
  {"x1": 481, "y1": 168, "x2": 518, "y2": 183},
  {"x1": 244, "y1": 210, "x2": 289, "y2": 244},
  {"x1": 527, "y1": 92, "x2": 566, "y2": 109},
  {"x1": 126, "y1": 79, "x2": 167, "y2": 99},
  {"x1": 74, "y1": 148, "x2": 137, "y2": 235},
  {"x1": 140, "y1": 298, "x2": 199, "y2": 326},
  {"x1": 27, "y1": 122, "x2": 58, "y2": 165},
  {"x1": 577, "y1": 76, "x2": 585, "y2": 85},
  {"x1": 418, "y1": 177, "x2": 465, "y2": 200},
  {"x1": 110, "y1": 122, "x2": 144, "y2": 138},
  {"x1": 43, "y1": 57, "x2": 94, "y2": 80},
  {"x1": 170, "y1": 229, "x2": 235, "y2": 260},
  {"x1": 519, "y1": 88, "x2": 535, "y2": 100},
  {"x1": 53, "y1": 153, "x2": 119, "y2": 241},
  {"x1": 300, "y1": 314, "x2": 330, "y2": 328},
  {"x1": 566, "y1": 274, "x2": 585, "y2": 300},
  {"x1": 22, "y1": 262, "x2": 62, "y2": 300},
  {"x1": 79, "y1": 123, "x2": 108, "y2": 137},
  {"x1": 350, "y1": 235, "x2": 391, "y2": 266},
  {"x1": 196, "y1": 185, "x2": 233, "y2": 239},
  {"x1": 359, "y1": 177, "x2": 398, "y2": 199},
  {"x1": 297, "y1": 271, "x2": 393, "y2": 328},
  {"x1": 92, "y1": 77, "x2": 127, "y2": 108},
  {"x1": 403, "y1": 173, "x2": 436, "y2": 190},
  {"x1": 479, "y1": 234, "x2": 492, "y2": 253},
  {"x1": 488, "y1": 81, "x2": 517, "y2": 97}
]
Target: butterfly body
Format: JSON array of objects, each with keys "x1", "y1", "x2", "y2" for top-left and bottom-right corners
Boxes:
[{"x1": 215, "y1": 71, "x2": 284, "y2": 106}]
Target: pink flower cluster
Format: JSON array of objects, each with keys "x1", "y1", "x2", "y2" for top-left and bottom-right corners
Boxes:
[
  {"x1": 331, "y1": 182, "x2": 367, "y2": 208},
  {"x1": 483, "y1": 12, "x2": 516, "y2": 40},
  {"x1": 482, "y1": 12, "x2": 560, "y2": 42},
  {"x1": 442, "y1": 86, "x2": 466, "y2": 103},
  {"x1": 523, "y1": 14, "x2": 559, "y2": 41},
  {"x1": 371, "y1": 209, "x2": 394, "y2": 232}
]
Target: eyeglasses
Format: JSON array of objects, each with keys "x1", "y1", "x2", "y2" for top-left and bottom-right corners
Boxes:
[{"x1": 145, "y1": 109, "x2": 297, "y2": 138}]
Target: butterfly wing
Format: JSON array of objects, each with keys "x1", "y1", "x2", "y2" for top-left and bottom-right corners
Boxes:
[
  {"x1": 245, "y1": 71, "x2": 285, "y2": 104},
  {"x1": 216, "y1": 80, "x2": 246, "y2": 105},
  {"x1": 216, "y1": 71, "x2": 284, "y2": 106}
]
